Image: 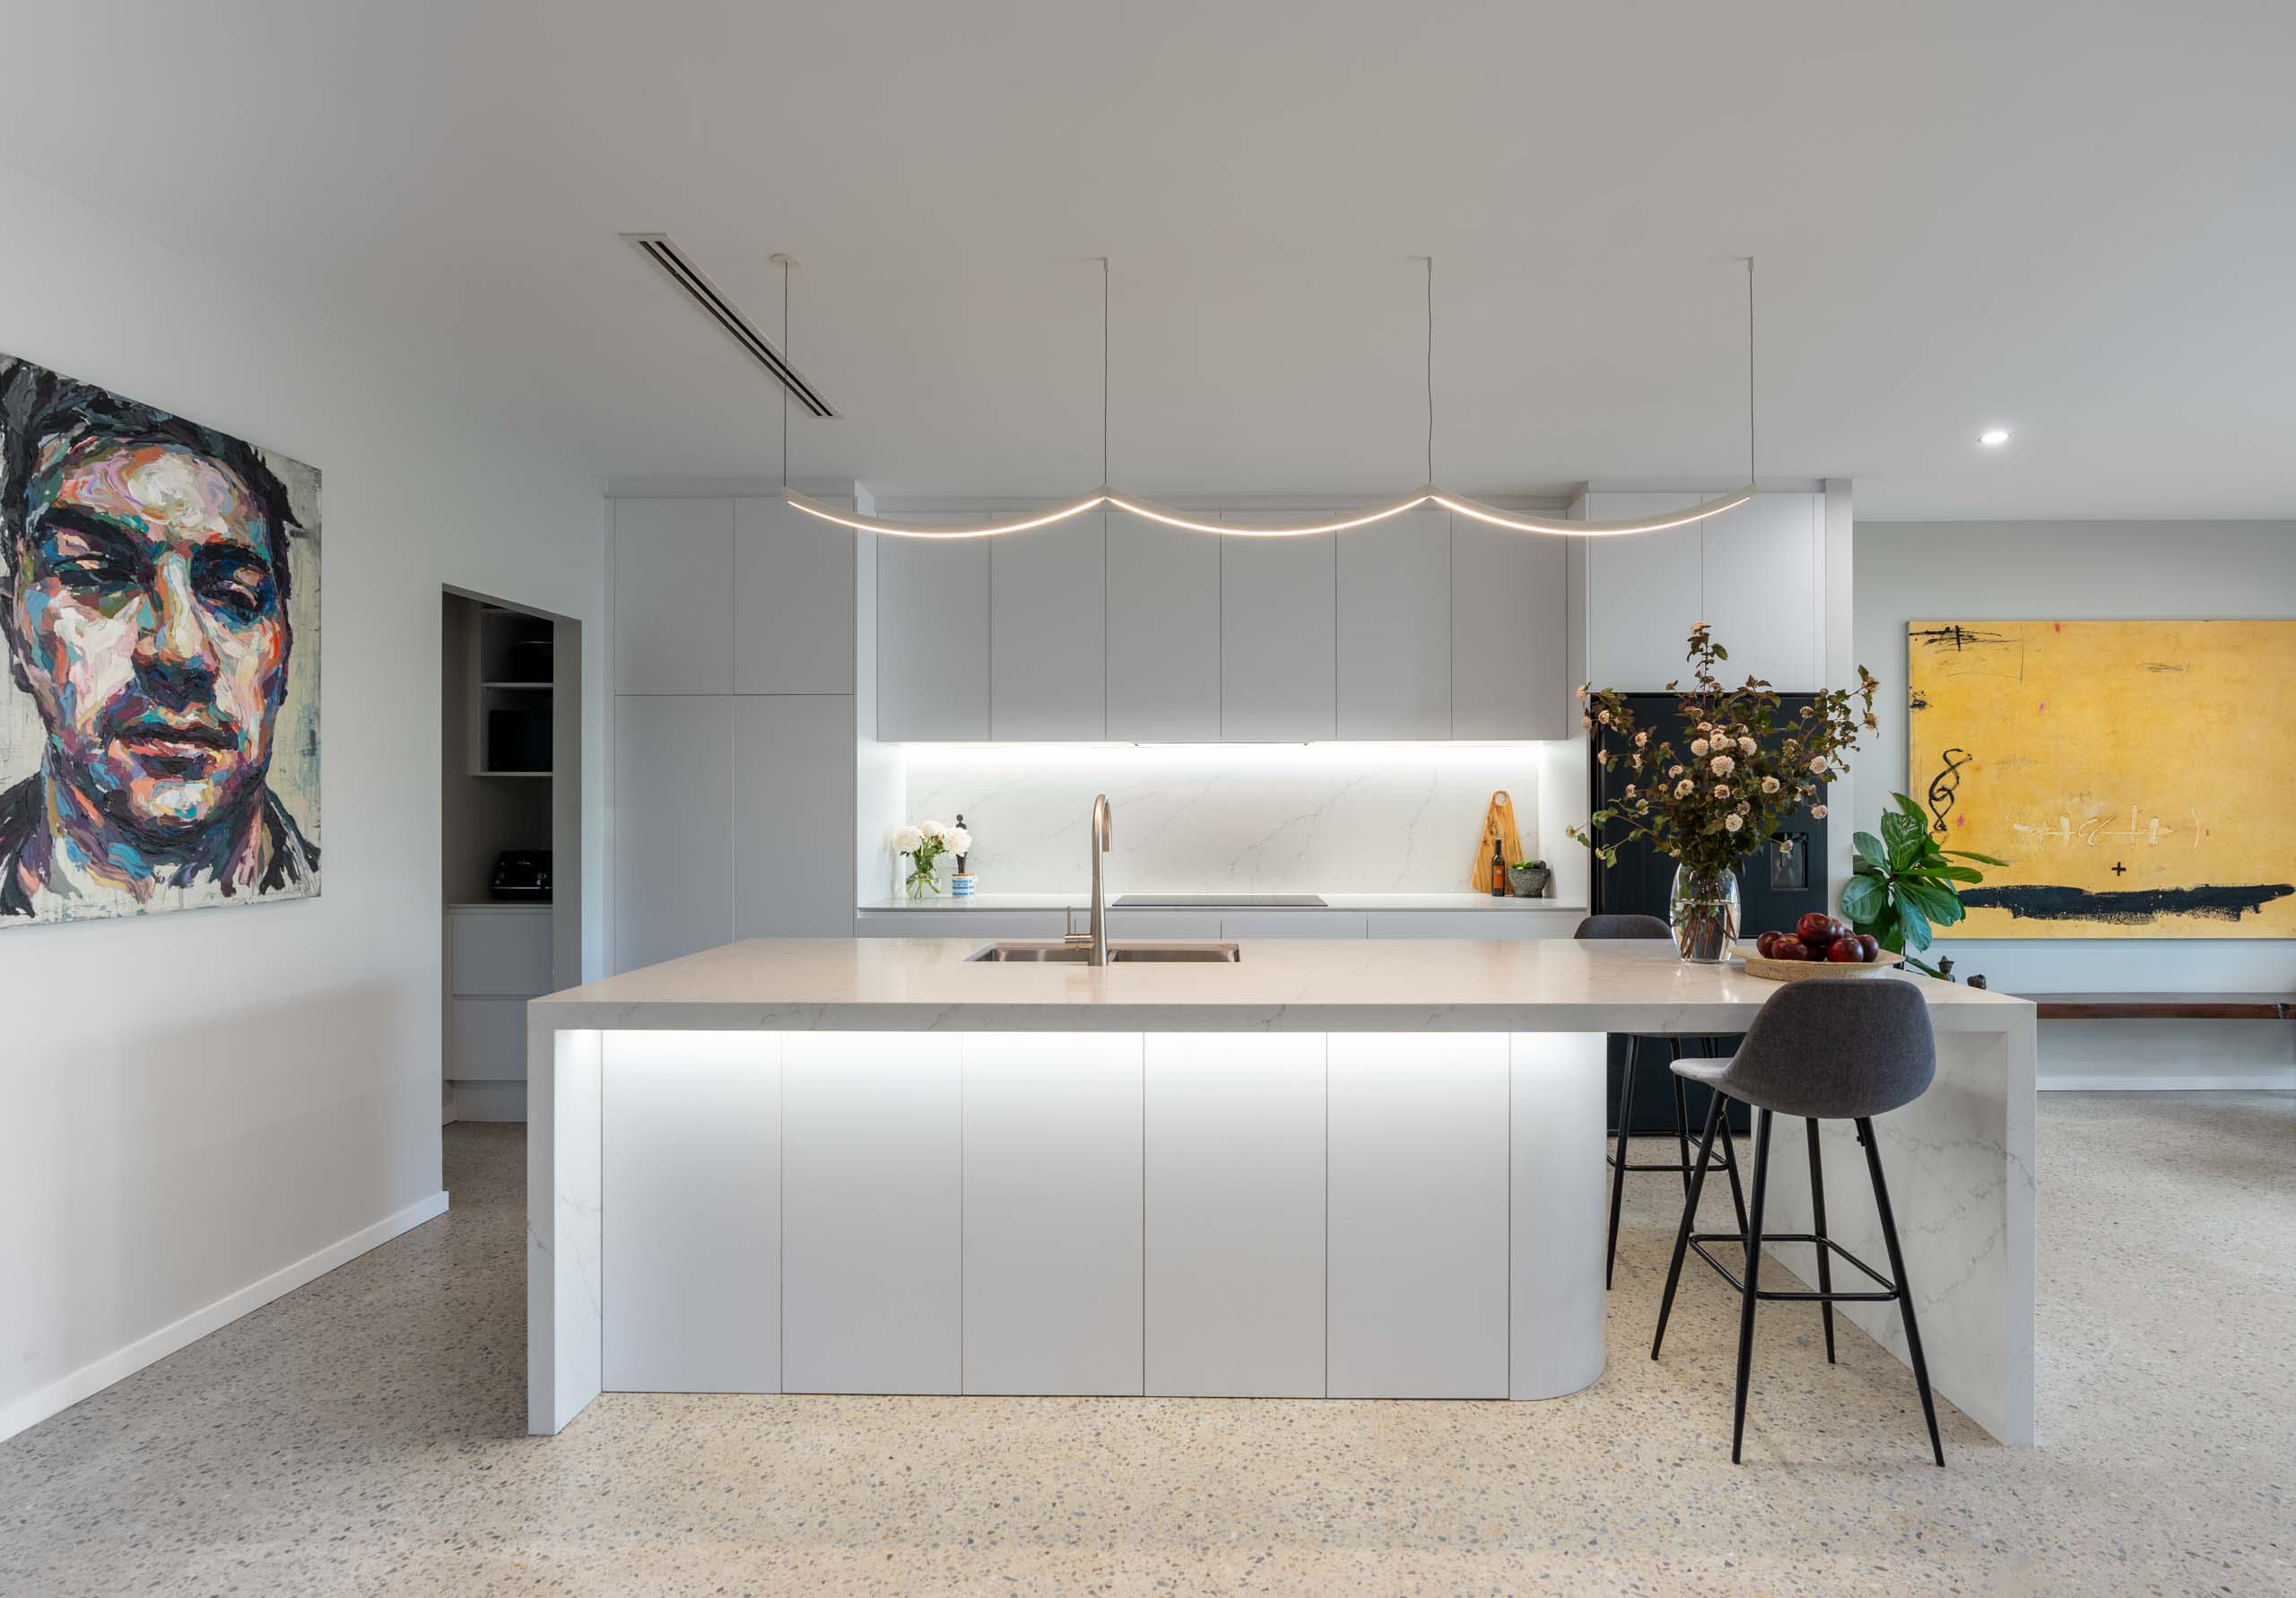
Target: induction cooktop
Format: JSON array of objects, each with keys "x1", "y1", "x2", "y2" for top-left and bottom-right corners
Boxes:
[{"x1": 1110, "y1": 893, "x2": 1328, "y2": 908}]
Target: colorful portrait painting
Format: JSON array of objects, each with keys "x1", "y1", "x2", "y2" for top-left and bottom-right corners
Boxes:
[{"x1": 0, "y1": 353, "x2": 320, "y2": 925}]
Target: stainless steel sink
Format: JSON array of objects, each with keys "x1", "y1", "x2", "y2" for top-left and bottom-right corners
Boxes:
[{"x1": 967, "y1": 941, "x2": 1241, "y2": 964}]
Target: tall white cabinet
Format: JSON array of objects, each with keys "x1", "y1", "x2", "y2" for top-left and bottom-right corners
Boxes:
[
  {"x1": 611, "y1": 497, "x2": 858, "y2": 973},
  {"x1": 1581, "y1": 490, "x2": 1824, "y2": 691}
]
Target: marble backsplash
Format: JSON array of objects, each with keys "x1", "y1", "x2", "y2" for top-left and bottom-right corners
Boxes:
[{"x1": 895, "y1": 743, "x2": 1548, "y2": 895}]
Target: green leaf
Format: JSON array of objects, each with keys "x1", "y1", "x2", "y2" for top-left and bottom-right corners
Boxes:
[
  {"x1": 1880, "y1": 811, "x2": 1925, "y2": 870},
  {"x1": 1896, "y1": 891, "x2": 1934, "y2": 951},
  {"x1": 1852, "y1": 860, "x2": 1885, "y2": 881},
  {"x1": 1893, "y1": 792, "x2": 1928, "y2": 827},
  {"x1": 1898, "y1": 878, "x2": 1961, "y2": 920},
  {"x1": 1852, "y1": 831, "x2": 1889, "y2": 873},
  {"x1": 1934, "y1": 864, "x2": 1984, "y2": 883},
  {"x1": 1877, "y1": 922, "x2": 1906, "y2": 954},
  {"x1": 1839, "y1": 875, "x2": 1884, "y2": 923},
  {"x1": 1944, "y1": 849, "x2": 2008, "y2": 866}
]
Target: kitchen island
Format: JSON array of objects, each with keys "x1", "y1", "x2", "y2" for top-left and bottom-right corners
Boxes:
[{"x1": 527, "y1": 938, "x2": 2035, "y2": 1446}]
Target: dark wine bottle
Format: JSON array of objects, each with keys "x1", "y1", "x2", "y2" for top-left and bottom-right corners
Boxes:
[{"x1": 1490, "y1": 836, "x2": 1506, "y2": 898}]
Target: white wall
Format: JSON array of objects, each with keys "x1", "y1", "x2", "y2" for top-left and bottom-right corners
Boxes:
[
  {"x1": 894, "y1": 743, "x2": 1551, "y2": 897},
  {"x1": 1857, "y1": 521, "x2": 2295, "y2": 1089},
  {"x1": 0, "y1": 161, "x2": 608, "y2": 1439}
]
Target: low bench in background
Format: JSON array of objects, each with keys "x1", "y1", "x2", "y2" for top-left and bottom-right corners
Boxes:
[{"x1": 2024, "y1": 994, "x2": 2294, "y2": 1021}]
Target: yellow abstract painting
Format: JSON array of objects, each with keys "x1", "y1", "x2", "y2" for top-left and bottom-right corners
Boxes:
[{"x1": 1907, "y1": 619, "x2": 2296, "y2": 939}]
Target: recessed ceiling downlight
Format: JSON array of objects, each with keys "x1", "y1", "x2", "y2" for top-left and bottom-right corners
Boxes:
[{"x1": 1979, "y1": 429, "x2": 2012, "y2": 447}]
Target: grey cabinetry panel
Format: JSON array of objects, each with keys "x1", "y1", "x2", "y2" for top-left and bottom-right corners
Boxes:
[
  {"x1": 613, "y1": 499, "x2": 734, "y2": 694},
  {"x1": 1222, "y1": 521, "x2": 1335, "y2": 741},
  {"x1": 733, "y1": 696, "x2": 857, "y2": 938},
  {"x1": 1452, "y1": 518, "x2": 1566, "y2": 738},
  {"x1": 1699, "y1": 492, "x2": 1821, "y2": 690},
  {"x1": 878, "y1": 532, "x2": 989, "y2": 740},
  {"x1": 1337, "y1": 508, "x2": 1451, "y2": 738},
  {"x1": 612, "y1": 695, "x2": 732, "y2": 971},
  {"x1": 1583, "y1": 493, "x2": 1703, "y2": 692},
  {"x1": 990, "y1": 519, "x2": 1107, "y2": 739},
  {"x1": 735, "y1": 497, "x2": 853, "y2": 695},
  {"x1": 1105, "y1": 508, "x2": 1221, "y2": 740}
]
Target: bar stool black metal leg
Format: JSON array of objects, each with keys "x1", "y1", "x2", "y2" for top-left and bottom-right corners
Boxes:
[
  {"x1": 1805, "y1": 1117, "x2": 1837, "y2": 1365},
  {"x1": 1730, "y1": 1107, "x2": 1774, "y2": 1464},
  {"x1": 1651, "y1": 1089, "x2": 1725, "y2": 1360},
  {"x1": 1605, "y1": 1038, "x2": 1640, "y2": 1290},
  {"x1": 1670, "y1": 1045, "x2": 1695, "y2": 1196},
  {"x1": 1716, "y1": 1095, "x2": 1751, "y2": 1239},
  {"x1": 1860, "y1": 1117, "x2": 1945, "y2": 1467}
]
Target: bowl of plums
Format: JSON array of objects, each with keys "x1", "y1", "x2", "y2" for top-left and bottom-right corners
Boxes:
[{"x1": 1742, "y1": 913, "x2": 1897, "y2": 982}]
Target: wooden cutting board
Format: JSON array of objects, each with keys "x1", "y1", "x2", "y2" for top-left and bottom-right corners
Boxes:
[{"x1": 1469, "y1": 790, "x2": 1524, "y2": 892}]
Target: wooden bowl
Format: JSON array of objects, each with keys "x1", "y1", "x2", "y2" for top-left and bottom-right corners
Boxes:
[{"x1": 1742, "y1": 952, "x2": 1900, "y2": 982}]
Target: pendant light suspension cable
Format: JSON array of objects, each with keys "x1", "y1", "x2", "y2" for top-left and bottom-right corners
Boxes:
[{"x1": 782, "y1": 256, "x2": 1759, "y2": 540}]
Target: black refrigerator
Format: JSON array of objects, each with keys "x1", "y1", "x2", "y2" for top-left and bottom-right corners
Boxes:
[{"x1": 1589, "y1": 693, "x2": 1833, "y2": 1134}]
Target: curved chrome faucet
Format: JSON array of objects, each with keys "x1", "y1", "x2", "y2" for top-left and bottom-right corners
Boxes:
[{"x1": 1089, "y1": 794, "x2": 1112, "y2": 966}]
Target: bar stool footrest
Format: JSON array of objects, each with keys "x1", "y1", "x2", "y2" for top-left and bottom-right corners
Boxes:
[
  {"x1": 1609, "y1": 1133, "x2": 1740, "y2": 1176},
  {"x1": 1687, "y1": 1231, "x2": 1900, "y2": 1302}
]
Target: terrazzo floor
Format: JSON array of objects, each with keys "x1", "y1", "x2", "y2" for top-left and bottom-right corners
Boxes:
[{"x1": 4, "y1": 1093, "x2": 2290, "y2": 1596}]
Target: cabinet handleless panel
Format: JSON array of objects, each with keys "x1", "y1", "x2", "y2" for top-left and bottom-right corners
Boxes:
[
  {"x1": 1509, "y1": 1031, "x2": 1607, "y2": 1399},
  {"x1": 733, "y1": 695, "x2": 857, "y2": 938},
  {"x1": 852, "y1": 910, "x2": 1071, "y2": 941},
  {"x1": 1104, "y1": 909, "x2": 1226, "y2": 940},
  {"x1": 1106, "y1": 509, "x2": 1221, "y2": 741},
  {"x1": 878, "y1": 532, "x2": 989, "y2": 740},
  {"x1": 611, "y1": 695, "x2": 732, "y2": 972},
  {"x1": 1451, "y1": 517, "x2": 1567, "y2": 739},
  {"x1": 1583, "y1": 493, "x2": 1702, "y2": 693},
  {"x1": 990, "y1": 518, "x2": 1108, "y2": 739},
  {"x1": 1698, "y1": 491, "x2": 1821, "y2": 690},
  {"x1": 448, "y1": 907, "x2": 553, "y2": 995},
  {"x1": 1221, "y1": 523, "x2": 1336, "y2": 742},
  {"x1": 1326, "y1": 1032, "x2": 1510, "y2": 1398},
  {"x1": 1361, "y1": 910, "x2": 1582, "y2": 940},
  {"x1": 1144, "y1": 1034, "x2": 1326, "y2": 1397},
  {"x1": 781, "y1": 1033, "x2": 963, "y2": 1394},
  {"x1": 1338, "y1": 507, "x2": 1451, "y2": 739},
  {"x1": 603, "y1": 1032, "x2": 781, "y2": 1394},
  {"x1": 446, "y1": 997, "x2": 528, "y2": 1081},
  {"x1": 734, "y1": 497, "x2": 853, "y2": 695},
  {"x1": 613, "y1": 498, "x2": 735, "y2": 694},
  {"x1": 961, "y1": 1034, "x2": 1145, "y2": 1395},
  {"x1": 1221, "y1": 910, "x2": 1368, "y2": 940}
]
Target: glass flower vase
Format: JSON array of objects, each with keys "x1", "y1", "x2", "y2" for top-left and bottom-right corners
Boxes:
[{"x1": 1669, "y1": 864, "x2": 1742, "y2": 963}]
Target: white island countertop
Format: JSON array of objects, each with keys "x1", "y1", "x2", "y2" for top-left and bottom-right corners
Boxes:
[
  {"x1": 856, "y1": 891, "x2": 1587, "y2": 914},
  {"x1": 535, "y1": 935, "x2": 2031, "y2": 1035}
]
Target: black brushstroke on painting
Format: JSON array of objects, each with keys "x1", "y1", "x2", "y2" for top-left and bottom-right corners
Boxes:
[
  {"x1": 1910, "y1": 624, "x2": 2015, "y2": 651},
  {"x1": 1926, "y1": 748, "x2": 1970, "y2": 835},
  {"x1": 1961, "y1": 882, "x2": 2296, "y2": 925}
]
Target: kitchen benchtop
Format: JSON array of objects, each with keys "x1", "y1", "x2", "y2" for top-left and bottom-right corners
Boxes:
[
  {"x1": 533, "y1": 935, "x2": 2031, "y2": 1035},
  {"x1": 857, "y1": 892, "x2": 1587, "y2": 914}
]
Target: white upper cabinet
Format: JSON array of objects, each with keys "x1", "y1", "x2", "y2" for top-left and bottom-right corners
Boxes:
[
  {"x1": 1337, "y1": 508, "x2": 1451, "y2": 739},
  {"x1": 613, "y1": 499, "x2": 734, "y2": 694},
  {"x1": 1584, "y1": 493, "x2": 1704, "y2": 692},
  {"x1": 1700, "y1": 492, "x2": 1822, "y2": 690},
  {"x1": 735, "y1": 498, "x2": 853, "y2": 695},
  {"x1": 1222, "y1": 518, "x2": 1336, "y2": 741},
  {"x1": 1452, "y1": 516, "x2": 1566, "y2": 740},
  {"x1": 989, "y1": 518, "x2": 1107, "y2": 740},
  {"x1": 1106, "y1": 508, "x2": 1221, "y2": 741},
  {"x1": 1582, "y1": 490, "x2": 1824, "y2": 694},
  {"x1": 877, "y1": 525, "x2": 989, "y2": 741}
]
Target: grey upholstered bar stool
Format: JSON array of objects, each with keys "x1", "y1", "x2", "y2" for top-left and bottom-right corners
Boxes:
[
  {"x1": 1649, "y1": 978, "x2": 1945, "y2": 1466},
  {"x1": 1574, "y1": 914, "x2": 1747, "y2": 1288}
]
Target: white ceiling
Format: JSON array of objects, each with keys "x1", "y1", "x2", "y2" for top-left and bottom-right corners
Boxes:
[{"x1": 14, "y1": 2, "x2": 2295, "y2": 517}]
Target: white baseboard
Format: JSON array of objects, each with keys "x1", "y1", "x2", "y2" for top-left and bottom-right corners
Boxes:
[
  {"x1": 0, "y1": 1189, "x2": 450, "y2": 1445},
  {"x1": 2040, "y1": 1073, "x2": 2296, "y2": 1092}
]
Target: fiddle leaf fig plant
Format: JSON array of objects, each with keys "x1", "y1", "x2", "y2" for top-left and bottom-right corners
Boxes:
[{"x1": 1839, "y1": 793, "x2": 2005, "y2": 977}]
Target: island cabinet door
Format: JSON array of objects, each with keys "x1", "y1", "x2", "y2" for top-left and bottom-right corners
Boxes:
[
  {"x1": 961, "y1": 1035, "x2": 1145, "y2": 1395},
  {"x1": 1326, "y1": 1034, "x2": 1511, "y2": 1398},
  {"x1": 782, "y1": 1035, "x2": 964, "y2": 1394},
  {"x1": 1143, "y1": 1035, "x2": 1326, "y2": 1398},
  {"x1": 601, "y1": 1032, "x2": 782, "y2": 1394}
]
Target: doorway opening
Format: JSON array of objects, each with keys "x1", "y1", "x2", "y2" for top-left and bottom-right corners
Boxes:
[{"x1": 440, "y1": 588, "x2": 582, "y2": 1125}]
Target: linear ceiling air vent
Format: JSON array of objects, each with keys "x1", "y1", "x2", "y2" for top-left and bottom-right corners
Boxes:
[{"x1": 624, "y1": 233, "x2": 838, "y2": 417}]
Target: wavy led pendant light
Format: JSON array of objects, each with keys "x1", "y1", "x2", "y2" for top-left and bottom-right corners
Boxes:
[{"x1": 784, "y1": 258, "x2": 1761, "y2": 540}]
